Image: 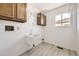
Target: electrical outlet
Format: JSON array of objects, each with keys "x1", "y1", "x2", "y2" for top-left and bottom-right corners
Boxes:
[
  {"x1": 42, "y1": 38, "x2": 45, "y2": 42},
  {"x1": 42, "y1": 38, "x2": 44, "y2": 40},
  {"x1": 33, "y1": 44, "x2": 35, "y2": 47}
]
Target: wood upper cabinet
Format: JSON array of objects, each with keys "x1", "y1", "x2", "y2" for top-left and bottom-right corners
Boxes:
[
  {"x1": 0, "y1": 3, "x2": 16, "y2": 19},
  {"x1": 0, "y1": 3, "x2": 27, "y2": 23},
  {"x1": 16, "y1": 3, "x2": 26, "y2": 22},
  {"x1": 37, "y1": 13, "x2": 46, "y2": 26}
]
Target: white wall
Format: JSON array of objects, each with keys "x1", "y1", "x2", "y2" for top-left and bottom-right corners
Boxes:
[
  {"x1": 0, "y1": 3, "x2": 77, "y2": 56},
  {"x1": 44, "y1": 4, "x2": 77, "y2": 51},
  {"x1": 0, "y1": 4, "x2": 43, "y2": 56},
  {"x1": 77, "y1": 4, "x2": 79, "y2": 55}
]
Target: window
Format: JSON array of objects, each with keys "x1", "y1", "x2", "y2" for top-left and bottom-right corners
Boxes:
[
  {"x1": 55, "y1": 12, "x2": 70, "y2": 27},
  {"x1": 55, "y1": 15, "x2": 62, "y2": 26}
]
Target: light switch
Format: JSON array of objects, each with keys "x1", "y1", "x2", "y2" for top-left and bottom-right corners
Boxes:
[{"x1": 17, "y1": 27, "x2": 20, "y2": 30}]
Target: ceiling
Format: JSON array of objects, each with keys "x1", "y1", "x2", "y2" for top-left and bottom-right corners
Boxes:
[{"x1": 31, "y1": 3, "x2": 66, "y2": 12}]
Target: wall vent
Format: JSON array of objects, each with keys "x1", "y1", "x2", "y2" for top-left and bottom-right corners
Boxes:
[{"x1": 57, "y1": 46, "x2": 63, "y2": 50}]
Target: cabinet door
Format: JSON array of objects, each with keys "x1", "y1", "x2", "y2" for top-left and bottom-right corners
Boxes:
[
  {"x1": 0, "y1": 3, "x2": 16, "y2": 19},
  {"x1": 16, "y1": 3, "x2": 26, "y2": 22},
  {"x1": 42, "y1": 14, "x2": 46, "y2": 26},
  {"x1": 37, "y1": 13, "x2": 41, "y2": 25},
  {"x1": 37, "y1": 13, "x2": 46, "y2": 26}
]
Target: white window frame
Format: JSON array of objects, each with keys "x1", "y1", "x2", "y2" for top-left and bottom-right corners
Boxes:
[{"x1": 55, "y1": 12, "x2": 70, "y2": 27}]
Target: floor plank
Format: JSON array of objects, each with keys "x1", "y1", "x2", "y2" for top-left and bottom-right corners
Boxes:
[{"x1": 21, "y1": 42, "x2": 77, "y2": 56}]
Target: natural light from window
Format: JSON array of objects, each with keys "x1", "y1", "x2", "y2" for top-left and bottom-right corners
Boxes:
[{"x1": 55, "y1": 12, "x2": 70, "y2": 27}]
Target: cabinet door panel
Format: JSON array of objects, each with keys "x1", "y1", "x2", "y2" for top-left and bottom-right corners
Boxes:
[
  {"x1": 37, "y1": 13, "x2": 41, "y2": 25},
  {"x1": 0, "y1": 3, "x2": 16, "y2": 18},
  {"x1": 16, "y1": 3, "x2": 26, "y2": 22},
  {"x1": 42, "y1": 14, "x2": 46, "y2": 26}
]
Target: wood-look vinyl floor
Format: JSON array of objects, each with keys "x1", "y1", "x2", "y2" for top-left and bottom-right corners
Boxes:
[{"x1": 21, "y1": 42, "x2": 77, "y2": 56}]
